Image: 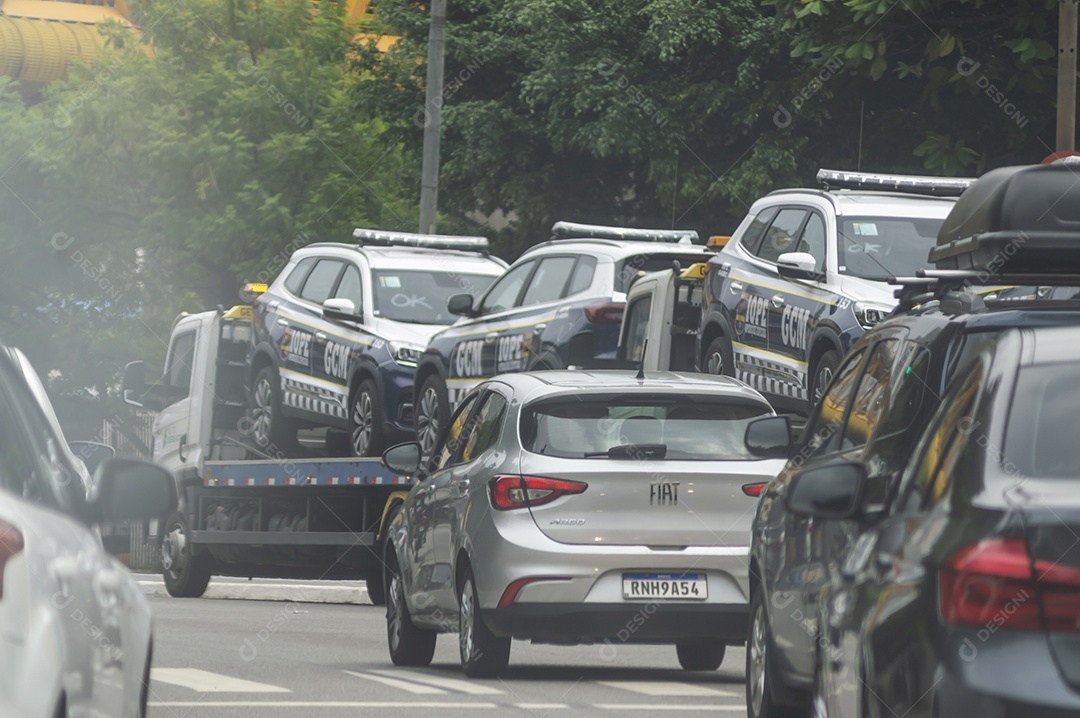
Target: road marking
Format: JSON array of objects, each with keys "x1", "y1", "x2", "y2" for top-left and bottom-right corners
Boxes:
[
  {"x1": 597, "y1": 705, "x2": 744, "y2": 712},
  {"x1": 516, "y1": 704, "x2": 569, "y2": 710},
  {"x1": 151, "y1": 668, "x2": 291, "y2": 693},
  {"x1": 597, "y1": 681, "x2": 737, "y2": 697},
  {"x1": 343, "y1": 670, "x2": 445, "y2": 694},
  {"x1": 150, "y1": 702, "x2": 499, "y2": 708},
  {"x1": 369, "y1": 669, "x2": 505, "y2": 695}
]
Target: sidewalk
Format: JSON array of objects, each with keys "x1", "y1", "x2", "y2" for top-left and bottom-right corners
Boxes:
[{"x1": 134, "y1": 574, "x2": 373, "y2": 605}]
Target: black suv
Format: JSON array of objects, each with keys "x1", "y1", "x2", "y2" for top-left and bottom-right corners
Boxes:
[{"x1": 743, "y1": 163, "x2": 1080, "y2": 718}]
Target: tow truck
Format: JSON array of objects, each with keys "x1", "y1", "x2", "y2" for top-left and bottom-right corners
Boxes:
[{"x1": 121, "y1": 305, "x2": 409, "y2": 603}]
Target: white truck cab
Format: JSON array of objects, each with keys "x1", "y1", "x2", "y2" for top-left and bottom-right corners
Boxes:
[{"x1": 618, "y1": 262, "x2": 709, "y2": 372}]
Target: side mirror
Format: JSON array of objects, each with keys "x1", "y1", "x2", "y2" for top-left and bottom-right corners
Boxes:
[
  {"x1": 68, "y1": 441, "x2": 116, "y2": 476},
  {"x1": 92, "y1": 457, "x2": 177, "y2": 523},
  {"x1": 382, "y1": 442, "x2": 422, "y2": 475},
  {"x1": 777, "y1": 252, "x2": 823, "y2": 281},
  {"x1": 447, "y1": 293, "x2": 476, "y2": 317},
  {"x1": 785, "y1": 461, "x2": 866, "y2": 520},
  {"x1": 745, "y1": 416, "x2": 793, "y2": 459},
  {"x1": 323, "y1": 297, "x2": 362, "y2": 322},
  {"x1": 122, "y1": 361, "x2": 147, "y2": 408}
]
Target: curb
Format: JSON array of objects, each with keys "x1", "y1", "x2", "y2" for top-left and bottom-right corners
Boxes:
[{"x1": 139, "y1": 580, "x2": 373, "y2": 605}]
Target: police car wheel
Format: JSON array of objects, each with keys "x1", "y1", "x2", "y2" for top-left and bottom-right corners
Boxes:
[
  {"x1": 704, "y1": 337, "x2": 734, "y2": 376},
  {"x1": 416, "y1": 376, "x2": 448, "y2": 456},
  {"x1": 250, "y1": 366, "x2": 297, "y2": 452},
  {"x1": 810, "y1": 350, "x2": 839, "y2": 406},
  {"x1": 350, "y1": 380, "x2": 385, "y2": 458}
]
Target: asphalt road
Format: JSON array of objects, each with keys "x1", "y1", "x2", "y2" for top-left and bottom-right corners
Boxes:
[{"x1": 147, "y1": 594, "x2": 749, "y2": 717}]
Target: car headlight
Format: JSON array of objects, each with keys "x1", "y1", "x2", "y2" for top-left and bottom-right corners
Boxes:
[
  {"x1": 854, "y1": 302, "x2": 892, "y2": 329},
  {"x1": 390, "y1": 343, "x2": 424, "y2": 366}
]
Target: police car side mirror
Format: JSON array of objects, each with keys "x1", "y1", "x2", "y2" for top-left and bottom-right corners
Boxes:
[
  {"x1": 745, "y1": 416, "x2": 792, "y2": 459},
  {"x1": 448, "y1": 293, "x2": 476, "y2": 317},
  {"x1": 777, "y1": 252, "x2": 822, "y2": 281},
  {"x1": 323, "y1": 298, "x2": 362, "y2": 322}
]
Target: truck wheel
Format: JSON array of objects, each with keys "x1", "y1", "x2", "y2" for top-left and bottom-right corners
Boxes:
[
  {"x1": 809, "y1": 350, "x2": 839, "y2": 407},
  {"x1": 677, "y1": 641, "x2": 725, "y2": 671},
  {"x1": 415, "y1": 375, "x2": 448, "y2": 456},
  {"x1": 386, "y1": 555, "x2": 436, "y2": 666},
  {"x1": 459, "y1": 568, "x2": 510, "y2": 677},
  {"x1": 704, "y1": 336, "x2": 734, "y2": 376},
  {"x1": 349, "y1": 380, "x2": 385, "y2": 458},
  {"x1": 161, "y1": 511, "x2": 211, "y2": 598},
  {"x1": 249, "y1": 366, "x2": 296, "y2": 453}
]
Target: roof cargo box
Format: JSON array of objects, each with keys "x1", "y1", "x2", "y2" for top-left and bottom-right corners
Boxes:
[{"x1": 930, "y1": 164, "x2": 1080, "y2": 272}]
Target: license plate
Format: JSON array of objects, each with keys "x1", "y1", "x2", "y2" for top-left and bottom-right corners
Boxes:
[{"x1": 622, "y1": 573, "x2": 707, "y2": 600}]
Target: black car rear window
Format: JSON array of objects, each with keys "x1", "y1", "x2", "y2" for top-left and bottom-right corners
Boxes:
[
  {"x1": 1004, "y1": 363, "x2": 1080, "y2": 478},
  {"x1": 615, "y1": 254, "x2": 709, "y2": 293},
  {"x1": 521, "y1": 394, "x2": 771, "y2": 461}
]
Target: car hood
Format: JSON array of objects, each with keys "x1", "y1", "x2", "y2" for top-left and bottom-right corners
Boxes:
[
  {"x1": 368, "y1": 318, "x2": 445, "y2": 349},
  {"x1": 836, "y1": 275, "x2": 898, "y2": 308}
]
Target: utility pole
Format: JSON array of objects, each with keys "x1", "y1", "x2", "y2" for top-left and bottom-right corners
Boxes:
[
  {"x1": 1058, "y1": 0, "x2": 1078, "y2": 152},
  {"x1": 419, "y1": 0, "x2": 447, "y2": 235}
]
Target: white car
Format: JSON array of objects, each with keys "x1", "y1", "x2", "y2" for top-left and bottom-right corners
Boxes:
[{"x1": 0, "y1": 347, "x2": 175, "y2": 717}]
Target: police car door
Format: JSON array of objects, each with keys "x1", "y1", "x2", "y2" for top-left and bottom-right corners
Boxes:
[
  {"x1": 288, "y1": 258, "x2": 346, "y2": 418},
  {"x1": 316, "y1": 262, "x2": 369, "y2": 423},
  {"x1": 767, "y1": 209, "x2": 835, "y2": 402}
]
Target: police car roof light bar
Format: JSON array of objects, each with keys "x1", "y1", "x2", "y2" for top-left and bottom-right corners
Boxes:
[
  {"x1": 551, "y1": 221, "x2": 699, "y2": 244},
  {"x1": 353, "y1": 228, "x2": 490, "y2": 252},
  {"x1": 817, "y1": 169, "x2": 974, "y2": 198}
]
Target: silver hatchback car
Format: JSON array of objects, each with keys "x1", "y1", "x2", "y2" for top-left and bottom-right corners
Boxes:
[{"x1": 380, "y1": 370, "x2": 788, "y2": 677}]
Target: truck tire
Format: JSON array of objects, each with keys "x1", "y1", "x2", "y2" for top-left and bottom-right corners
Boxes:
[
  {"x1": 809, "y1": 350, "x2": 839, "y2": 407},
  {"x1": 249, "y1": 366, "x2": 296, "y2": 454},
  {"x1": 349, "y1": 379, "x2": 385, "y2": 458},
  {"x1": 415, "y1": 375, "x2": 448, "y2": 456},
  {"x1": 386, "y1": 553, "x2": 436, "y2": 666},
  {"x1": 161, "y1": 511, "x2": 211, "y2": 598},
  {"x1": 459, "y1": 568, "x2": 510, "y2": 677},
  {"x1": 704, "y1": 336, "x2": 734, "y2": 377}
]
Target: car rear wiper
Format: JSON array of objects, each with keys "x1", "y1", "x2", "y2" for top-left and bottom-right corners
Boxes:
[{"x1": 585, "y1": 444, "x2": 667, "y2": 459}]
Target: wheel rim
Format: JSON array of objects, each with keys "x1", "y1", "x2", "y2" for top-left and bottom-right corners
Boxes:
[
  {"x1": 459, "y1": 578, "x2": 475, "y2": 664},
  {"x1": 388, "y1": 574, "x2": 403, "y2": 653},
  {"x1": 750, "y1": 603, "x2": 767, "y2": 716},
  {"x1": 706, "y1": 350, "x2": 725, "y2": 375},
  {"x1": 351, "y1": 391, "x2": 373, "y2": 456},
  {"x1": 416, "y1": 387, "x2": 440, "y2": 455},
  {"x1": 814, "y1": 364, "x2": 834, "y2": 404},
  {"x1": 251, "y1": 378, "x2": 273, "y2": 446},
  {"x1": 162, "y1": 522, "x2": 186, "y2": 579}
]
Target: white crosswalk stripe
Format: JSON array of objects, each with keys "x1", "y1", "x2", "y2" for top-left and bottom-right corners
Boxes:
[
  {"x1": 151, "y1": 668, "x2": 291, "y2": 693},
  {"x1": 369, "y1": 669, "x2": 505, "y2": 695},
  {"x1": 597, "y1": 681, "x2": 737, "y2": 697},
  {"x1": 343, "y1": 670, "x2": 446, "y2": 694}
]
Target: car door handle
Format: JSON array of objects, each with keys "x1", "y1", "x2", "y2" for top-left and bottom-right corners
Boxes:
[
  {"x1": 276, "y1": 318, "x2": 288, "y2": 327},
  {"x1": 485, "y1": 332, "x2": 499, "y2": 340},
  {"x1": 268, "y1": 301, "x2": 281, "y2": 310},
  {"x1": 729, "y1": 281, "x2": 744, "y2": 292},
  {"x1": 455, "y1": 481, "x2": 470, "y2": 496},
  {"x1": 771, "y1": 294, "x2": 785, "y2": 307},
  {"x1": 315, "y1": 332, "x2": 328, "y2": 343},
  {"x1": 178, "y1": 433, "x2": 187, "y2": 463},
  {"x1": 533, "y1": 324, "x2": 547, "y2": 333}
]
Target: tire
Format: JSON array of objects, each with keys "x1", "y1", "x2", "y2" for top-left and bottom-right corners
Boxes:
[
  {"x1": 367, "y1": 502, "x2": 399, "y2": 607},
  {"x1": 703, "y1": 336, "x2": 734, "y2": 376},
  {"x1": 809, "y1": 350, "x2": 840, "y2": 407},
  {"x1": 676, "y1": 641, "x2": 726, "y2": 671},
  {"x1": 366, "y1": 576, "x2": 386, "y2": 607},
  {"x1": 249, "y1": 366, "x2": 297, "y2": 453},
  {"x1": 386, "y1": 553, "x2": 436, "y2": 666},
  {"x1": 161, "y1": 511, "x2": 212, "y2": 598},
  {"x1": 137, "y1": 641, "x2": 152, "y2": 718},
  {"x1": 747, "y1": 586, "x2": 804, "y2": 718},
  {"x1": 415, "y1": 375, "x2": 449, "y2": 456},
  {"x1": 458, "y1": 569, "x2": 510, "y2": 677},
  {"x1": 349, "y1": 379, "x2": 385, "y2": 458}
]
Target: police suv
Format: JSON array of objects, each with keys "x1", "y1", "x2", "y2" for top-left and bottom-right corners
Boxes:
[
  {"x1": 412, "y1": 221, "x2": 715, "y2": 453},
  {"x1": 698, "y1": 169, "x2": 972, "y2": 413},
  {"x1": 246, "y1": 230, "x2": 507, "y2": 457}
]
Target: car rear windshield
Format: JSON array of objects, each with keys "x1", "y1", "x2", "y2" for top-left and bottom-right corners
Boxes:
[
  {"x1": 837, "y1": 216, "x2": 944, "y2": 281},
  {"x1": 1004, "y1": 364, "x2": 1080, "y2": 479},
  {"x1": 521, "y1": 395, "x2": 771, "y2": 460},
  {"x1": 615, "y1": 254, "x2": 709, "y2": 293},
  {"x1": 372, "y1": 270, "x2": 497, "y2": 325}
]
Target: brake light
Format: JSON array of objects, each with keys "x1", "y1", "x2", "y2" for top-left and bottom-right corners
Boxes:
[
  {"x1": 940, "y1": 538, "x2": 1080, "y2": 632},
  {"x1": 0, "y1": 520, "x2": 24, "y2": 600},
  {"x1": 489, "y1": 475, "x2": 588, "y2": 510},
  {"x1": 742, "y1": 482, "x2": 767, "y2": 497},
  {"x1": 584, "y1": 302, "x2": 624, "y2": 324}
]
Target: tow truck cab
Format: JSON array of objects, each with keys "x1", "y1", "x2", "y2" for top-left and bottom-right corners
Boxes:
[{"x1": 618, "y1": 262, "x2": 709, "y2": 372}]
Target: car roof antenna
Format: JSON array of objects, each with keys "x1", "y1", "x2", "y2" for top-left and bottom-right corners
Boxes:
[{"x1": 636, "y1": 340, "x2": 648, "y2": 380}]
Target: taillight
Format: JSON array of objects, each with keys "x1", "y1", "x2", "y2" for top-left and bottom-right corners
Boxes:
[
  {"x1": 0, "y1": 520, "x2": 24, "y2": 600},
  {"x1": 742, "y1": 482, "x2": 767, "y2": 497},
  {"x1": 497, "y1": 576, "x2": 572, "y2": 607},
  {"x1": 584, "y1": 302, "x2": 624, "y2": 324},
  {"x1": 489, "y1": 475, "x2": 588, "y2": 510},
  {"x1": 940, "y1": 538, "x2": 1080, "y2": 632}
]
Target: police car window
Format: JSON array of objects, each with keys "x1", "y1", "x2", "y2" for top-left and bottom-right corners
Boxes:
[
  {"x1": 567, "y1": 256, "x2": 597, "y2": 296},
  {"x1": 521, "y1": 256, "x2": 577, "y2": 306},
  {"x1": 283, "y1": 257, "x2": 316, "y2": 294},
  {"x1": 739, "y1": 206, "x2": 779, "y2": 255},
  {"x1": 479, "y1": 260, "x2": 535, "y2": 314},
  {"x1": 335, "y1": 265, "x2": 364, "y2": 312},
  {"x1": 623, "y1": 296, "x2": 651, "y2": 363},
  {"x1": 432, "y1": 393, "x2": 480, "y2": 472},
  {"x1": 839, "y1": 339, "x2": 899, "y2": 451},
  {"x1": 801, "y1": 348, "x2": 866, "y2": 458},
  {"x1": 796, "y1": 213, "x2": 827, "y2": 272},
  {"x1": 754, "y1": 208, "x2": 809, "y2": 264},
  {"x1": 460, "y1": 392, "x2": 508, "y2": 464},
  {"x1": 166, "y1": 331, "x2": 197, "y2": 399},
  {"x1": 837, "y1": 217, "x2": 943, "y2": 280},
  {"x1": 299, "y1": 259, "x2": 344, "y2": 304}
]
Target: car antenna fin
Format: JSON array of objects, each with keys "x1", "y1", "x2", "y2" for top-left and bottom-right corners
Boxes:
[{"x1": 636, "y1": 340, "x2": 648, "y2": 380}]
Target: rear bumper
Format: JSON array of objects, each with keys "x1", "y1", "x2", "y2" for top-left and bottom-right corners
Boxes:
[{"x1": 480, "y1": 603, "x2": 748, "y2": 644}]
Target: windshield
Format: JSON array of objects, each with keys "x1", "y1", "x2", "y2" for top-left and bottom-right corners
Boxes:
[
  {"x1": 521, "y1": 395, "x2": 771, "y2": 461},
  {"x1": 371, "y1": 270, "x2": 497, "y2": 325},
  {"x1": 1004, "y1": 364, "x2": 1080, "y2": 479},
  {"x1": 615, "y1": 253, "x2": 710, "y2": 293},
  {"x1": 837, "y1": 216, "x2": 944, "y2": 281}
]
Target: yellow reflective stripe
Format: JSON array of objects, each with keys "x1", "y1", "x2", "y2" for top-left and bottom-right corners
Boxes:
[
  {"x1": 451, "y1": 316, "x2": 557, "y2": 337},
  {"x1": 730, "y1": 272, "x2": 838, "y2": 306},
  {"x1": 733, "y1": 341, "x2": 809, "y2": 367},
  {"x1": 276, "y1": 312, "x2": 373, "y2": 345}
]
